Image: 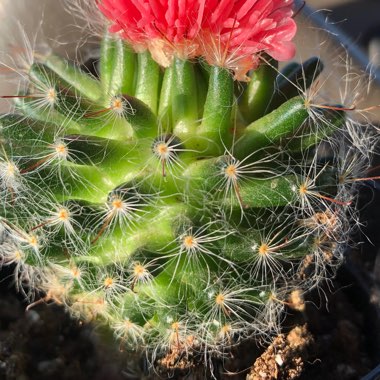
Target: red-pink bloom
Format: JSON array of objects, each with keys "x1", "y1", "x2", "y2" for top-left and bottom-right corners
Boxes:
[{"x1": 97, "y1": 0, "x2": 297, "y2": 80}]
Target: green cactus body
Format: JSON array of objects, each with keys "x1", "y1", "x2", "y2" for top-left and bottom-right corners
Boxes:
[{"x1": 0, "y1": 26, "x2": 370, "y2": 371}]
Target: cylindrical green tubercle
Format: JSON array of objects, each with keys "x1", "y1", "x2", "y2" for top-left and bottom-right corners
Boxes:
[
  {"x1": 222, "y1": 176, "x2": 298, "y2": 209},
  {"x1": 44, "y1": 55, "x2": 103, "y2": 103},
  {"x1": 100, "y1": 33, "x2": 137, "y2": 98},
  {"x1": 235, "y1": 96, "x2": 309, "y2": 158},
  {"x1": 134, "y1": 51, "x2": 161, "y2": 114},
  {"x1": 196, "y1": 66, "x2": 234, "y2": 154},
  {"x1": 239, "y1": 60, "x2": 278, "y2": 123},
  {"x1": 122, "y1": 95, "x2": 158, "y2": 139},
  {"x1": 172, "y1": 58, "x2": 198, "y2": 140},
  {"x1": 158, "y1": 64, "x2": 174, "y2": 130},
  {"x1": 287, "y1": 107, "x2": 346, "y2": 152}
]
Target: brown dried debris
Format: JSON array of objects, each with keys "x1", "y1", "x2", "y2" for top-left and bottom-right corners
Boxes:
[
  {"x1": 287, "y1": 290, "x2": 305, "y2": 312},
  {"x1": 247, "y1": 325, "x2": 314, "y2": 380},
  {"x1": 158, "y1": 350, "x2": 194, "y2": 371},
  {"x1": 156, "y1": 337, "x2": 197, "y2": 373}
]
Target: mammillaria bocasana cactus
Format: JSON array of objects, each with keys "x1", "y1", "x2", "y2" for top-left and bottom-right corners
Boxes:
[{"x1": 0, "y1": 0, "x2": 375, "y2": 373}]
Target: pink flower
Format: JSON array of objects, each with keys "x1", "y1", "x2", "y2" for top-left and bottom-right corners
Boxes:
[{"x1": 97, "y1": 0, "x2": 297, "y2": 80}]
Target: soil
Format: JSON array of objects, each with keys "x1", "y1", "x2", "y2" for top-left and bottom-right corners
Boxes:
[
  {"x1": 0, "y1": 267, "x2": 126, "y2": 380},
  {"x1": 247, "y1": 325, "x2": 314, "y2": 380}
]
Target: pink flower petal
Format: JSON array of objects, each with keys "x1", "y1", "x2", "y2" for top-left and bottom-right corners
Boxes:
[{"x1": 97, "y1": 0, "x2": 297, "y2": 79}]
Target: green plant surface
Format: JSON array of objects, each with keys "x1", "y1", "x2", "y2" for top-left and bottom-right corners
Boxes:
[{"x1": 0, "y1": 11, "x2": 375, "y2": 374}]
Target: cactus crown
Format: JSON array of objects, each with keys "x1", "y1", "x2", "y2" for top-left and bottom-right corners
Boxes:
[{"x1": 0, "y1": 0, "x2": 374, "y2": 374}]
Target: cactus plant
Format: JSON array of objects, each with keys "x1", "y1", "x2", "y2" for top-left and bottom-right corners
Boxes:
[{"x1": 0, "y1": 0, "x2": 375, "y2": 375}]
